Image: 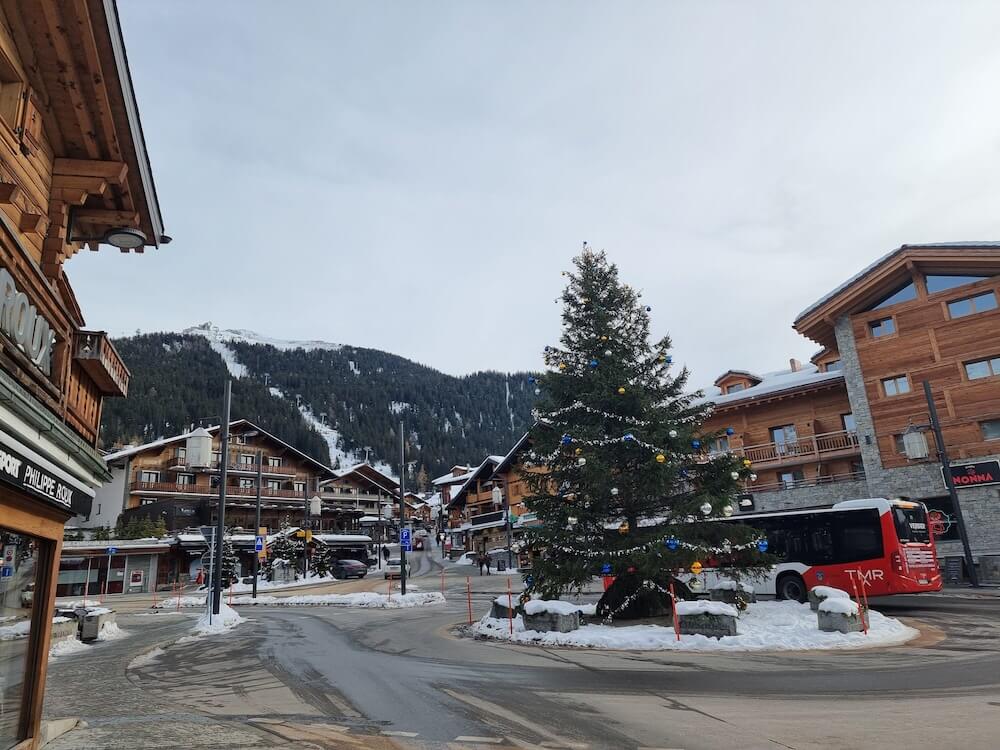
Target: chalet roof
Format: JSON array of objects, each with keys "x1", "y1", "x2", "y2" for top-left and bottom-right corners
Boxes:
[
  {"x1": 103, "y1": 419, "x2": 335, "y2": 476},
  {"x1": 432, "y1": 469, "x2": 475, "y2": 486},
  {"x1": 447, "y1": 456, "x2": 503, "y2": 509},
  {"x1": 698, "y1": 365, "x2": 845, "y2": 408},
  {"x1": 794, "y1": 243, "x2": 1000, "y2": 344},
  {"x1": 324, "y1": 462, "x2": 399, "y2": 497},
  {"x1": 713, "y1": 369, "x2": 763, "y2": 387}
]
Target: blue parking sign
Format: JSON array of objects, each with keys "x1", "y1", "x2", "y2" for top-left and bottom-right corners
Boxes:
[
  {"x1": 1, "y1": 566, "x2": 11, "y2": 578},
  {"x1": 400, "y1": 528, "x2": 412, "y2": 551}
]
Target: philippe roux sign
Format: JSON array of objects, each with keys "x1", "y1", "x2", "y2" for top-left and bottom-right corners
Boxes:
[
  {"x1": 0, "y1": 267, "x2": 54, "y2": 376},
  {"x1": 0, "y1": 440, "x2": 78, "y2": 509}
]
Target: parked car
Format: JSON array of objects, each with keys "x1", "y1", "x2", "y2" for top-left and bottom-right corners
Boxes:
[
  {"x1": 333, "y1": 559, "x2": 368, "y2": 580},
  {"x1": 384, "y1": 558, "x2": 411, "y2": 579}
]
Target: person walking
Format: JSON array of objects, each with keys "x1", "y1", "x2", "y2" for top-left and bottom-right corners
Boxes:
[{"x1": 478, "y1": 553, "x2": 486, "y2": 576}]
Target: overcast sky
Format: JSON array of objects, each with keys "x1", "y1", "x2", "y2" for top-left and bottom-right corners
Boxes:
[{"x1": 69, "y1": 1, "x2": 1000, "y2": 387}]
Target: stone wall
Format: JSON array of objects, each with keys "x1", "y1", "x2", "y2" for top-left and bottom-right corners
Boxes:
[{"x1": 748, "y1": 479, "x2": 871, "y2": 513}]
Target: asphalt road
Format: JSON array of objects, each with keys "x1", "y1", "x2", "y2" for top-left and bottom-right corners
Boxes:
[{"x1": 42, "y1": 551, "x2": 1000, "y2": 750}]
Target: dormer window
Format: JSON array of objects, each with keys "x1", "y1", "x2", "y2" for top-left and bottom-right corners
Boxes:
[{"x1": 726, "y1": 383, "x2": 745, "y2": 394}]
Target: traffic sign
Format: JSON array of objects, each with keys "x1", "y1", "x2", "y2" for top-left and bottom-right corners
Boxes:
[
  {"x1": 1, "y1": 566, "x2": 12, "y2": 578},
  {"x1": 254, "y1": 535, "x2": 265, "y2": 553},
  {"x1": 400, "y1": 528, "x2": 412, "y2": 552},
  {"x1": 106, "y1": 546, "x2": 118, "y2": 555}
]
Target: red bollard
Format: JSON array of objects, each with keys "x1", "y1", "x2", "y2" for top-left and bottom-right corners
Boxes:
[
  {"x1": 850, "y1": 578, "x2": 868, "y2": 634},
  {"x1": 466, "y1": 577, "x2": 473, "y2": 625}
]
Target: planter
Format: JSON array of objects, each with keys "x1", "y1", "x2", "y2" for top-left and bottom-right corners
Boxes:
[
  {"x1": 675, "y1": 601, "x2": 738, "y2": 638},
  {"x1": 808, "y1": 585, "x2": 850, "y2": 612},
  {"x1": 817, "y1": 597, "x2": 863, "y2": 633},
  {"x1": 522, "y1": 611, "x2": 580, "y2": 633}
]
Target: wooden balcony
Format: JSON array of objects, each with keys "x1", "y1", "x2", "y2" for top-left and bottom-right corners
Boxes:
[
  {"x1": 128, "y1": 481, "x2": 303, "y2": 499},
  {"x1": 73, "y1": 330, "x2": 129, "y2": 397},
  {"x1": 746, "y1": 470, "x2": 867, "y2": 495},
  {"x1": 738, "y1": 429, "x2": 860, "y2": 467}
]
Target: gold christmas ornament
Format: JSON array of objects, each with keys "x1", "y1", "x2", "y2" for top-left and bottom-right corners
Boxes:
[
  {"x1": 600, "y1": 335, "x2": 608, "y2": 342},
  {"x1": 655, "y1": 454, "x2": 666, "y2": 463},
  {"x1": 558, "y1": 362, "x2": 567, "y2": 370},
  {"x1": 690, "y1": 561, "x2": 703, "y2": 575},
  {"x1": 617, "y1": 386, "x2": 626, "y2": 395},
  {"x1": 574, "y1": 447, "x2": 583, "y2": 455},
  {"x1": 742, "y1": 458, "x2": 752, "y2": 468},
  {"x1": 618, "y1": 521, "x2": 629, "y2": 535}
]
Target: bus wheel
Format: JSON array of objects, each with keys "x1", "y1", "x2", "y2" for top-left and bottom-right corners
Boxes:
[{"x1": 776, "y1": 573, "x2": 807, "y2": 603}]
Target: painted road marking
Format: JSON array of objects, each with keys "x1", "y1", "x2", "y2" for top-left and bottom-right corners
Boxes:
[
  {"x1": 382, "y1": 730, "x2": 420, "y2": 737},
  {"x1": 454, "y1": 737, "x2": 504, "y2": 744}
]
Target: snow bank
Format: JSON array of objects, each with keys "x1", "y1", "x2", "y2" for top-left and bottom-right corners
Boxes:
[
  {"x1": 494, "y1": 595, "x2": 517, "y2": 607},
  {"x1": 0, "y1": 619, "x2": 32, "y2": 640},
  {"x1": 154, "y1": 596, "x2": 207, "y2": 609},
  {"x1": 96, "y1": 622, "x2": 128, "y2": 641},
  {"x1": 192, "y1": 603, "x2": 245, "y2": 636},
  {"x1": 229, "y1": 592, "x2": 445, "y2": 608},
  {"x1": 711, "y1": 580, "x2": 753, "y2": 593},
  {"x1": 473, "y1": 600, "x2": 917, "y2": 652},
  {"x1": 54, "y1": 599, "x2": 100, "y2": 608},
  {"x1": 49, "y1": 638, "x2": 89, "y2": 658},
  {"x1": 675, "y1": 600, "x2": 738, "y2": 617},
  {"x1": 818, "y1": 598, "x2": 860, "y2": 615},
  {"x1": 812, "y1": 586, "x2": 850, "y2": 599},
  {"x1": 226, "y1": 573, "x2": 339, "y2": 593}
]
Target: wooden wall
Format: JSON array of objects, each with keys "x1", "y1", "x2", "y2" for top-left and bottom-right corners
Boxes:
[{"x1": 852, "y1": 273, "x2": 1000, "y2": 467}]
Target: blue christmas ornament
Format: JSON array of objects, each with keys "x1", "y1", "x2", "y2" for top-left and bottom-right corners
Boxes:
[
  {"x1": 665, "y1": 537, "x2": 679, "y2": 551},
  {"x1": 528, "y1": 376, "x2": 536, "y2": 384},
  {"x1": 560, "y1": 434, "x2": 573, "y2": 445},
  {"x1": 544, "y1": 346, "x2": 551, "y2": 352},
  {"x1": 645, "y1": 305, "x2": 652, "y2": 312},
  {"x1": 525, "y1": 575, "x2": 534, "y2": 586},
  {"x1": 692, "y1": 439, "x2": 701, "y2": 449},
  {"x1": 665, "y1": 355, "x2": 672, "y2": 364},
  {"x1": 680, "y1": 469, "x2": 689, "y2": 478},
  {"x1": 757, "y1": 539, "x2": 769, "y2": 553},
  {"x1": 623, "y1": 433, "x2": 635, "y2": 441},
  {"x1": 589, "y1": 359, "x2": 599, "y2": 368},
  {"x1": 601, "y1": 563, "x2": 612, "y2": 575},
  {"x1": 725, "y1": 427, "x2": 735, "y2": 435}
]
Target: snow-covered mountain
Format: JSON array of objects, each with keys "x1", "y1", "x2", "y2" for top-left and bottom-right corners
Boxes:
[{"x1": 101, "y1": 325, "x2": 539, "y2": 482}]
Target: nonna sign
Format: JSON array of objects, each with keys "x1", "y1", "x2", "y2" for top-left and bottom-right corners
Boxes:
[{"x1": 942, "y1": 460, "x2": 1000, "y2": 489}]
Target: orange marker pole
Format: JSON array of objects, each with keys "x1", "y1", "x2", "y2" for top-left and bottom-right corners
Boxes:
[
  {"x1": 669, "y1": 580, "x2": 681, "y2": 642},
  {"x1": 850, "y1": 578, "x2": 868, "y2": 634},
  {"x1": 466, "y1": 576, "x2": 473, "y2": 625},
  {"x1": 507, "y1": 577, "x2": 514, "y2": 635}
]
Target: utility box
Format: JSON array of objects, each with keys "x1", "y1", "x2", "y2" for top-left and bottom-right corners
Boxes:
[{"x1": 79, "y1": 609, "x2": 115, "y2": 642}]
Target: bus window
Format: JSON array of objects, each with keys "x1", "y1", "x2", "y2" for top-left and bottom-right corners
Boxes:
[
  {"x1": 892, "y1": 506, "x2": 930, "y2": 543},
  {"x1": 833, "y1": 510, "x2": 883, "y2": 562}
]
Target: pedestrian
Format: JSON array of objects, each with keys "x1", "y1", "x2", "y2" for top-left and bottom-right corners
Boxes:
[
  {"x1": 485, "y1": 555, "x2": 492, "y2": 576},
  {"x1": 478, "y1": 553, "x2": 486, "y2": 576}
]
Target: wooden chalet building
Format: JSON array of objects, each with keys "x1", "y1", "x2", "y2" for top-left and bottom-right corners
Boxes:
[
  {"x1": 446, "y1": 433, "x2": 537, "y2": 560},
  {"x1": 702, "y1": 243, "x2": 1000, "y2": 581},
  {"x1": 88, "y1": 420, "x2": 336, "y2": 534},
  {"x1": 0, "y1": 2, "x2": 166, "y2": 747},
  {"x1": 318, "y1": 462, "x2": 401, "y2": 536}
]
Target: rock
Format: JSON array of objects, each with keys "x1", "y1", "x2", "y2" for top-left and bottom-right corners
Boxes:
[
  {"x1": 808, "y1": 586, "x2": 850, "y2": 612},
  {"x1": 709, "y1": 588, "x2": 756, "y2": 606},
  {"x1": 491, "y1": 600, "x2": 518, "y2": 619},
  {"x1": 523, "y1": 610, "x2": 580, "y2": 633},
  {"x1": 677, "y1": 612, "x2": 737, "y2": 638},
  {"x1": 817, "y1": 608, "x2": 863, "y2": 633}
]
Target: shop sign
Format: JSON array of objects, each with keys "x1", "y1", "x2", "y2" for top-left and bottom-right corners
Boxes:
[
  {"x1": 942, "y1": 460, "x2": 1000, "y2": 489},
  {"x1": 0, "y1": 437, "x2": 84, "y2": 513},
  {"x1": 0, "y1": 267, "x2": 55, "y2": 376}
]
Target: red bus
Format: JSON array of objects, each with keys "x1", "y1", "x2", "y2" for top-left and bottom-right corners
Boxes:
[{"x1": 682, "y1": 498, "x2": 942, "y2": 600}]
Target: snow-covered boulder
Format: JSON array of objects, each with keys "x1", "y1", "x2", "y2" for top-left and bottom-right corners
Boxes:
[
  {"x1": 491, "y1": 595, "x2": 519, "y2": 620},
  {"x1": 808, "y1": 585, "x2": 850, "y2": 612},
  {"x1": 709, "y1": 579, "x2": 756, "y2": 605},
  {"x1": 522, "y1": 600, "x2": 581, "y2": 633},
  {"x1": 675, "y1": 600, "x2": 738, "y2": 638},
  {"x1": 817, "y1": 597, "x2": 862, "y2": 633}
]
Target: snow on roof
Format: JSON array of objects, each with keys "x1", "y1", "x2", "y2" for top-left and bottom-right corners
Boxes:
[
  {"x1": 697, "y1": 365, "x2": 844, "y2": 407},
  {"x1": 313, "y1": 534, "x2": 373, "y2": 544},
  {"x1": 433, "y1": 470, "x2": 474, "y2": 486},
  {"x1": 62, "y1": 538, "x2": 172, "y2": 551},
  {"x1": 424, "y1": 492, "x2": 442, "y2": 506},
  {"x1": 713, "y1": 369, "x2": 762, "y2": 386}
]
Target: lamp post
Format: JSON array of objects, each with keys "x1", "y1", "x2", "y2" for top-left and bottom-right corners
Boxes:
[
  {"x1": 252, "y1": 446, "x2": 263, "y2": 599},
  {"x1": 398, "y1": 419, "x2": 407, "y2": 596},
  {"x1": 922, "y1": 381, "x2": 980, "y2": 587},
  {"x1": 211, "y1": 379, "x2": 232, "y2": 618}
]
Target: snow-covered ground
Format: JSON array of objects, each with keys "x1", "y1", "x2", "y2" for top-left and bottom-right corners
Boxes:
[
  {"x1": 225, "y1": 573, "x2": 340, "y2": 593},
  {"x1": 472, "y1": 600, "x2": 917, "y2": 651},
  {"x1": 156, "y1": 592, "x2": 445, "y2": 609},
  {"x1": 128, "y1": 647, "x2": 166, "y2": 669},
  {"x1": 191, "y1": 603, "x2": 245, "y2": 636}
]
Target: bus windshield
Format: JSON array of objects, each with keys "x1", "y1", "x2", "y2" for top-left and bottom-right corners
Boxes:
[{"x1": 892, "y1": 505, "x2": 930, "y2": 543}]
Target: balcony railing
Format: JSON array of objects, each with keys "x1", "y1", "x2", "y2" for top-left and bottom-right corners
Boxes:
[
  {"x1": 739, "y1": 430, "x2": 860, "y2": 466},
  {"x1": 74, "y1": 330, "x2": 129, "y2": 397},
  {"x1": 128, "y1": 481, "x2": 304, "y2": 499},
  {"x1": 746, "y1": 470, "x2": 867, "y2": 495}
]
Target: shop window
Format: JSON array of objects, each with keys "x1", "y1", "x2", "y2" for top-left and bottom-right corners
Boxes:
[
  {"x1": 982, "y1": 419, "x2": 1000, "y2": 441},
  {"x1": 926, "y1": 274, "x2": 992, "y2": 294},
  {"x1": 868, "y1": 317, "x2": 896, "y2": 338},
  {"x1": 0, "y1": 528, "x2": 40, "y2": 749},
  {"x1": 947, "y1": 292, "x2": 997, "y2": 319},
  {"x1": 964, "y1": 356, "x2": 1000, "y2": 380},
  {"x1": 924, "y1": 496, "x2": 961, "y2": 542},
  {"x1": 869, "y1": 281, "x2": 917, "y2": 310},
  {"x1": 882, "y1": 375, "x2": 910, "y2": 396}
]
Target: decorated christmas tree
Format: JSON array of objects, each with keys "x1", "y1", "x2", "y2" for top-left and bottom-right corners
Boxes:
[
  {"x1": 220, "y1": 533, "x2": 240, "y2": 586},
  {"x1": 310, "y1": 542, "x2": 334, "y2": 579},
  {"x1": 265, "y1": 517, "x2": 304, "y2": 580},
  {"x1": 522, "y1": 246, "x2": 770, "y2": 619}
]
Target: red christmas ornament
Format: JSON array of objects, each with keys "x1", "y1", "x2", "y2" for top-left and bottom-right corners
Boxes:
[{"x1": 627, "y1": 566, "x2": 637, "y2": 574}]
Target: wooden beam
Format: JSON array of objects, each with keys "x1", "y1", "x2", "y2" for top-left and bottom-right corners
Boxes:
[
  {"x1": 51, "y1": 187, "x2": 89, "y2": 205},
  {"x1": 53, "y1": 158, "x2": 127, "y2": 184},
  {"x1": 72, "y1": 208, "x2": 140, "y2": 226},
  {"x1": 52, "y1": 175, "x2": 107, "y2": 194},
  {"x1": 18, "y1": 212, "x2": 45, "y2": 234}
]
